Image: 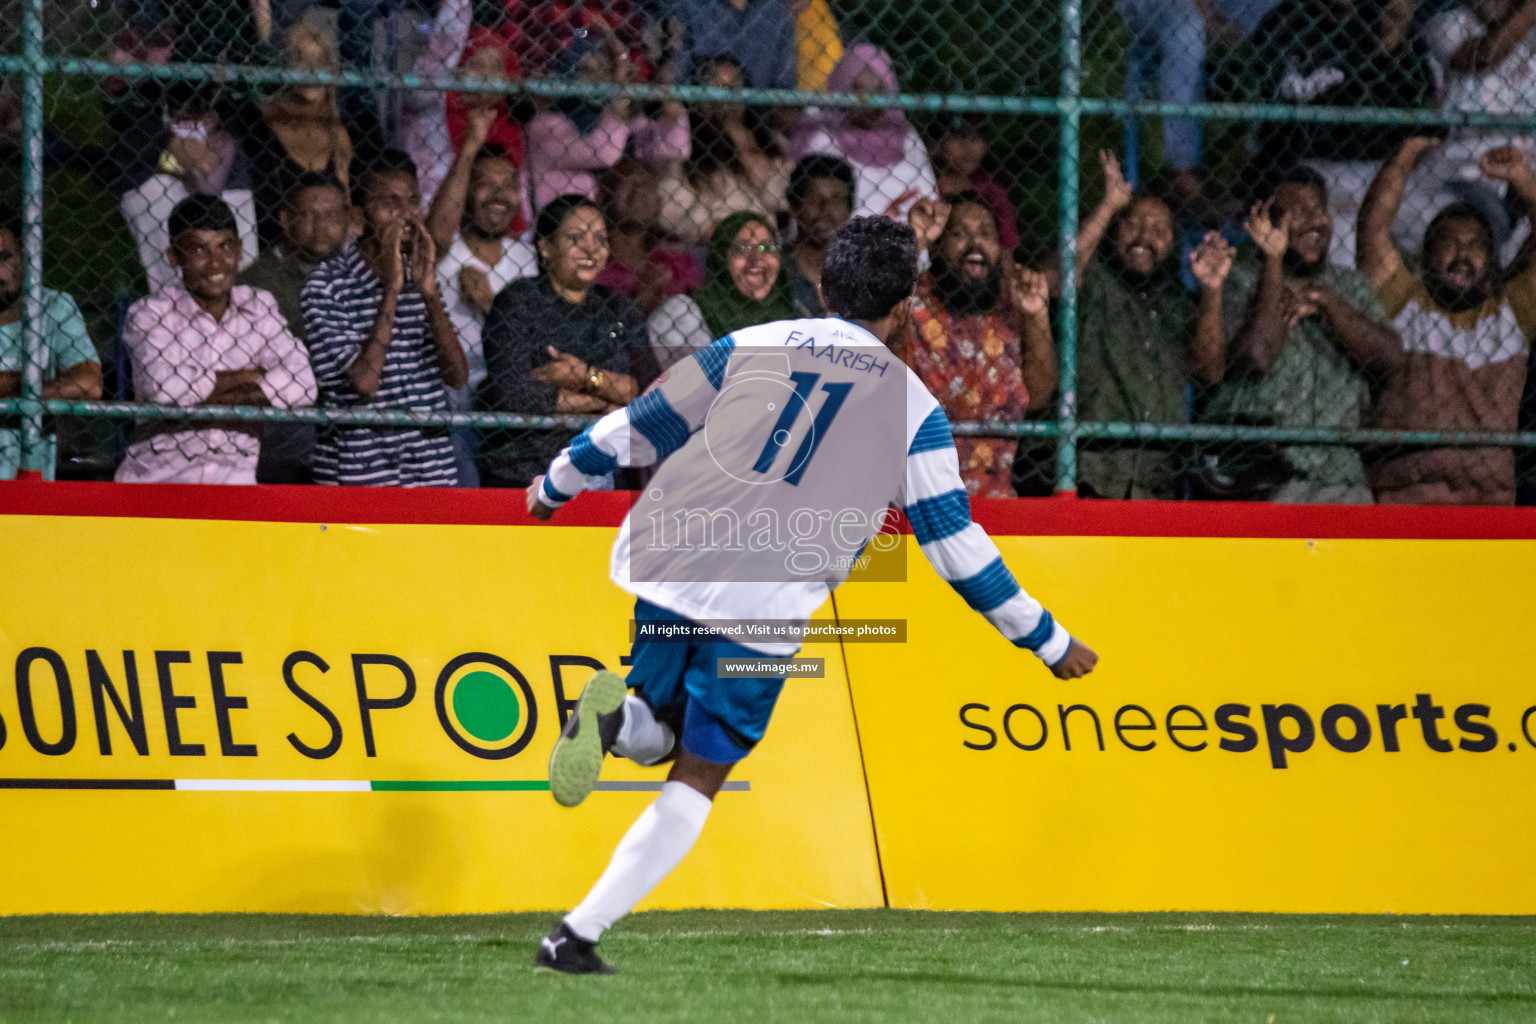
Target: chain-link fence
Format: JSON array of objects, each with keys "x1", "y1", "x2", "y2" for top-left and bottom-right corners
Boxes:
[{"x1": 4, "y1": 0, "x2": 1536, "y2": 501}]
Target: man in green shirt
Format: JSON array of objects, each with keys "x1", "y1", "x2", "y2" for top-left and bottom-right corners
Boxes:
[
  {"x1": 1070, "y1": 150, "x2": 1234, "y2": 499},
  {"x1": 238, "y1": 173, "x2": 351, "y2": 337},
  {"x1": 1207, "y1": 165, "x2": 1404, "y2": 503},
  {"x1": 0, "y1": 210, "x2": 102, "y2": 479}
]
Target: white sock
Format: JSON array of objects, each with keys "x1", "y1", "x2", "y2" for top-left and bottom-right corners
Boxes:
[
  {"x1": 611, "y1": 694, "x2": 674, "y2": 766},
  {"x1": 564, "y1": 780, "x2": 712, "y2": 942}
]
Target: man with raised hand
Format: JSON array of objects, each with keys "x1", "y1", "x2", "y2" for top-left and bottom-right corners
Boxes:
[
  {"x1": 526, "y1": 216, "x2": 1097, "y2": 976},
  {"x1": 426, "y1": 105, "x2": 537, "y2": 487},
  {"x1": 1357, "y1": 139, "x2": 1535, "y2": 504},
  {"x1": 898, "y1": 192, "x2": 1059, "y2": 498},
  {"x1": 1071, "y1": 150, "x2": 1234, "y2": 500},
  {"x1": 1205, "y1": 166, "x2": 1404, "y2": 503}
]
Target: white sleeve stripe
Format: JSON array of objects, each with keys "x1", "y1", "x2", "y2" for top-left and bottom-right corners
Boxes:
[
  {"x1": 916, "y1": 524, "x2": 1014, "y2": 583},
  {"x1": 904, "y1": 447, "x2": 968, "y2": 501},
  {"x1": 982, "y1": 592, "x2": 1054, "y2": 648}
]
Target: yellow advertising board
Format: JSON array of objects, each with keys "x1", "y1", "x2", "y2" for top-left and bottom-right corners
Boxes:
[
  {"x1": 0, "y1": 502, "x2": 883, "y2": 915},
  {"x1": 837, "y1": 528, "x2": 1536, "y2": 915},
  {"x1": 4, "y1": 485, "x2": 1535, "y2": 916}
]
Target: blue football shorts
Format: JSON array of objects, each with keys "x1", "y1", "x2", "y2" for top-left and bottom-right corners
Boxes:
[{"x1": 625, "y1": 598, "x2": 790, "y2": 764}]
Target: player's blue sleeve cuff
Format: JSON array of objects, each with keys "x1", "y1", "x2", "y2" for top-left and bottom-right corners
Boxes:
[
  {"x1": 541, "y1": 476, "x2": 574, "y2": 506},
  {"x1": 1035, "y1": 622, "x2": 1073, "y2": 667}
]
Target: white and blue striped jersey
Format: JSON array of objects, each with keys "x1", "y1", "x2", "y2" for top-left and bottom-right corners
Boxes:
[{"x1": 540, "y1": 317, "x2": 1072, "y2": 662}]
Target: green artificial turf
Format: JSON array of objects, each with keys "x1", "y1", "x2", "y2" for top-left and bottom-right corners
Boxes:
[{"x1": 1, "y1": 910, "x2": 1533, "y2": 1023}]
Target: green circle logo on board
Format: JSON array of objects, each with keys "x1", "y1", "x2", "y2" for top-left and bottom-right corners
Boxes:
[
  {"x1": 452, "y1": 670, "x2": 521, "y2": 741},
  {"x1": 434, "y1": 653, "x2": 539, "y2": 760}
]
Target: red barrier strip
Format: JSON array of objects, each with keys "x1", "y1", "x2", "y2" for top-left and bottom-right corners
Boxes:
[
  {"x1": 0, "y1": 480, "x2": 631, "y2": 528},
  {"x1": 1, "y1": 481, "x2": 1535, "y2": 539}
]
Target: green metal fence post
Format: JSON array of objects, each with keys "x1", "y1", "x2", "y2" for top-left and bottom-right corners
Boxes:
[
  {"x1": 1055, "y1": 0, "x2": 1083, "y2": 496},
  {"x1": 17, "y1": 0, "x2": 46, "y2": 477}
]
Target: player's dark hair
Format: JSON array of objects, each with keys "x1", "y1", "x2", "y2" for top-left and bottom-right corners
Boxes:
[
  {"x1": 0, "y1": 204, "x2": 22, "y2": 247},
  {"x1": 284, "y1": 170, "x2": 347, "y2": 208},
  {"x1": 357, "y1": 147, "x2": 419, "y2": 201},
  {"x1": 822, "y1": 216, "x2": 918, "y2": 321},
  {"x1": 1252, "y1": 163, "x2": 1328, "y2": 205},
  {"x1": 167, "y1": 194, "x2": 239, "y2": 246},
  {"x1": 788, "y1": 154, "x2": 855, "y2": 207}
]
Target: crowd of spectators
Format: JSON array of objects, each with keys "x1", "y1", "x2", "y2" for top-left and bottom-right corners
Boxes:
[{"x1": 5, "y1": 0, "x2": 1536, "y2": 507}]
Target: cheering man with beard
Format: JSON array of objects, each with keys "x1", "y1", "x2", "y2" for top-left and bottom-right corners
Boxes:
[
  {"x1": 1356, "y1": 139, "x2": 1536, "y2": 504},
  {"x1": 900, "y1": 193, "x2": 1058, "y2": 496},
  {"x1": 1205, "y1": 166, "x2": 1404, "y2": 503},
  {"x1": 1072, "y1": 150, "x2": 1234, "y2": 499}
]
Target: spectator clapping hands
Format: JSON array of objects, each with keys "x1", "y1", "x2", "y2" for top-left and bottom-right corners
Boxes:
[
  {"x1": 1098, "y1": 149, "x2": 1134, "y2": 216},
  {"x1": 1245, "y1": 198, "x2": 1292, "y2": 262},
  {"x1": 1189, "y1": 231, "x2": 1234, "y2": 293},
  {"x1": 907, "y1": 197, "x2": 950, "y2": 253},
  {"x1": 1008, "y1": 262, "x2": 1050, "y2": 319}
]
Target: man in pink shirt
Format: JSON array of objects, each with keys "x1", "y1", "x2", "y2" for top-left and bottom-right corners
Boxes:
[{"x1": 116, "y1": 195, "x2": 318, "y2": 485}]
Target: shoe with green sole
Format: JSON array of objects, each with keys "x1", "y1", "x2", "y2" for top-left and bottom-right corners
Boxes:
[{"x1": 548, "y1": 670, "x2": 627, "y2": 808}]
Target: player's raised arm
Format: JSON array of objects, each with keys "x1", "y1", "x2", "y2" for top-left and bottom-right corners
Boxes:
[
  {"x1": 528, "y1": 336, "x2": 740, "y2": 519},
  {"x1": 901, "y1": 402, "x2": 1098, "y2": 679}
]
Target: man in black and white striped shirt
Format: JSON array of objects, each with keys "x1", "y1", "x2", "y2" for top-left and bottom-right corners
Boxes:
[{"x1": 301, "y1": 149, "x2": 468, "y2": 486}]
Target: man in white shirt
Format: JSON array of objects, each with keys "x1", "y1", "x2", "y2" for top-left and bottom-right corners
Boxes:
[
  {"x1": 426, "y1": 106, "x2": 538, "y2": 485},
  {"x1": 116, "y1": 196, "x2": 318, "y2": 485},
  {"x1": 1402, "y1": 0, "x2": 1536, "y2": 257}
]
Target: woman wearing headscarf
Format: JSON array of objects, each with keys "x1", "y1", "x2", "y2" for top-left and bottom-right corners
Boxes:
[
  {"x1": 790, "y1": 43, "x2": 936, "y2": 221},
  {"x1": 524, "y1": 30, "x2": 690, "y2": 213},
  {"x1": 478, "y1": 194, "x2": 657, "y2": 488},
  {"x1": 401, "y1": 0, "x2": 525, "y2": 209},
  {"x1": 239, "y1": 18, "x2": 356, "y2": 250},
  {"x1": 649, "y1": 210, "x2": 804, "y2": 371}
]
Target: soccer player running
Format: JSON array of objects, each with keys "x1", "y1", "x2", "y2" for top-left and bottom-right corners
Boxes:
[{"x1": 527, "y1": 217, "x2": 1098, "y2": 975}]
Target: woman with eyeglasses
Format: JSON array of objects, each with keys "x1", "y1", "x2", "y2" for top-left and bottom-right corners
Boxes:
[{"x1": 648, "y1": 210, "x2": 806, "y2": 371}]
